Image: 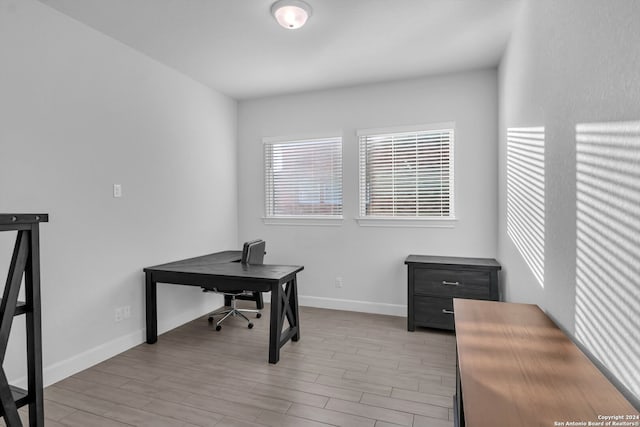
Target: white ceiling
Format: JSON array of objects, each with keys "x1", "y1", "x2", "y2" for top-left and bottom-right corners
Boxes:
[{"x1": 37, "y1": 0, "x2": 521, "y2": 100}]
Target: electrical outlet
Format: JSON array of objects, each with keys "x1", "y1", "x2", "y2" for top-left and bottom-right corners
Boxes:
[
  {"x1": 335, "y1": 277, "x2": 343, "y2": 288},
  {"x1": 123, "y1": 305, "x2": 131, "y2": 319},
  {"x1": 113, "y1": 184, "x2": 122, "y2": 198},
  {"x1": 115, "y1": 307, "x2": 123, "y2": 322}
]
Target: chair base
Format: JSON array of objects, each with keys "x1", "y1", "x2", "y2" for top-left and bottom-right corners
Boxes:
[{"x1": 208, "y1": 294, "x2": 261, "y2": 330}]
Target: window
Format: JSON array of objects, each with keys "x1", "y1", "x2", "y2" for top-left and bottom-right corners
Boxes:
[
  {"x1": 358, "y1": 124, "x2": 454, "y2": 221},
  {"x1": 264, "y1": 136, "x2": 342, "y2": 218}
]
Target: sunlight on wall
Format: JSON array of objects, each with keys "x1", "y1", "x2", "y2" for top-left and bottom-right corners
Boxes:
[
  {"x1": 507, "y1": 127, "x2": 545, "y2": 287},
  {"x1": 576, "y1": 120, "x2": 640, "y2": 398}
]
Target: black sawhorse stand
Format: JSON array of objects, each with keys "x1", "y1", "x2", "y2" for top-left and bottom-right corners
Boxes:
[{"x1": 0, "y1": 214, "x2": 47, "y2": 427}]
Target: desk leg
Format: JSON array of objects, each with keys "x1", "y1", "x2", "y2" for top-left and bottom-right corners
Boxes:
[
  {"x1": 145, "y1": 273, "x2": 158, "y2": 344},
  {"x1": 269, "y1": 282, "x2": 282, "y2": 364},
  {"x1": 288, "y1": 277, "x2": 300, "y2": 341},
  {"x1": 0, "y1": 231, "x2": 29, "y2": 426},
  {"x1": 0, "y1": 370, "x2": 20, "y2": 426},
  {"x1": 268, "y1": 276, "x2": 301, "y2": 363},
  {"x1": 25, "y1": 226, "x2": 44, "y2": 427},
  {"x1": 455, "y1": 352, "x2": 464, "y2": 427}
]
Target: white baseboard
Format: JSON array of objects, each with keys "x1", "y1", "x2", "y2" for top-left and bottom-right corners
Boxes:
[
  {"x1": 299, "y1": 295, "x2": 406, "y2": 317},
  {"x1": 42, "y1": 328, "x2": 145, "y2": 388},
  {"x1": 11, "y1": 295, "x2": 402, "y2": 389},
  {"x1": 11, "y1": 302, "x2": 223, "y2": 389}
]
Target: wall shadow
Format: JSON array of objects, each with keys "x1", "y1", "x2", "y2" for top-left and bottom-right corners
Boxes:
[
  {"x1": 575, "y1": 120, "x2": 640, "y2": 399},
  {"x1": 507, "y1": 127, "x2": 545, "y2": 287}
]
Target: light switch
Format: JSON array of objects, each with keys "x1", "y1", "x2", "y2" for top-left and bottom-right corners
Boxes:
[{"x1": 113, "y1": 184, "x2": 122, "y2": 198}]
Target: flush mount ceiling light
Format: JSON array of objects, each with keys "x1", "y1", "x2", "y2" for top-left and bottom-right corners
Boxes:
[{"x1": 271, "y1": 0, "x2": 312, "y2": 30}]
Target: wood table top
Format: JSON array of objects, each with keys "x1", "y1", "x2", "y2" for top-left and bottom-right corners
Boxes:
[
  {"x1": 144, "y1": 251, "x2": 303, "y2": 282},
  {"x1": 405, "y1": 255, "x2": 501, "y2": 269},
  {"x1": 0, "y1": 213, "x2": 48, "y2": 225},
  {"x1": 454, "y1": 299, "x2": 638, "y2": 427},
  {"x1": 145, "y1": 250, "x2": 242, "y2": 269}
]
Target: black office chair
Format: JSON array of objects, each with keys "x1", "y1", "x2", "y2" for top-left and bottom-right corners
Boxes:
[{"x1": 207, "y1": 239, "x2": 266, "y2": 331}]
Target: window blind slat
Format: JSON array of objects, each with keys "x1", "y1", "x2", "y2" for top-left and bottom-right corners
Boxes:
[
  {"x1": 359, "y1": 127, "x2": 454, "y2": 219},
  {"x1": 265, "y1": 137, "x2": 343, "y2": 217}
]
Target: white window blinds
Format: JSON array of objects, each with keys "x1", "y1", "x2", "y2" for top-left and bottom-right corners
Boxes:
[
  {"x1": 359, "y1": 127, "x2": 454, "y2": 218},
  {"x1": 265, "y1": 137, "x2": 343, "y2": 217}
]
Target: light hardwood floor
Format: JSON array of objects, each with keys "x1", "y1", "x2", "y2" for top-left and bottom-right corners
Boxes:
[{"x1": 9, "y1": 304, "x2": 456, "y2": 427}]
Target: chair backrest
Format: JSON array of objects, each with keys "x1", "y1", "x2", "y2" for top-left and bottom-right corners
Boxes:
[{"x1": 241, "y1": 239, "x2": 266, "y2": 265}]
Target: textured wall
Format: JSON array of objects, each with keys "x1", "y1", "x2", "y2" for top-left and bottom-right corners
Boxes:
[
  {"x1": 238, "y1": 69, "x2": 499, "y2": 315},
  {"x1": 498, "y1": 0, "x2": 640, "y2": 403},
  {"x1": 0, "y1": 0, "x2": 238, "y2": 386}
]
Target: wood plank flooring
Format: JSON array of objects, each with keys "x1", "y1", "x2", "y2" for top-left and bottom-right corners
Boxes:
[{"x1": 6, "y1": 304, "x2": 456, "y2": 427}]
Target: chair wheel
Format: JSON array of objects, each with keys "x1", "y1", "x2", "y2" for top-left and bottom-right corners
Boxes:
[
  {"x1": 208, "y1": 316, "x2": 214, "y2": 323},
  {"x1": 256, "y1": 313, "x2": 262, "y2": 319},
  {"x1": 248, "y1": 323, "x2": 254, "y2": 329},
  {"x1": 215, "y1": 325, "x2": 222, "y2": 331}
]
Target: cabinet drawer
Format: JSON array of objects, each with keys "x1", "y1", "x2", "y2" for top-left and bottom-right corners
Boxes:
[
  {"x1": 414, "y1": 268, "x2": 490, "y2": 299},
  {"x1": 414, "y1": 296, "x2": 455, "y2": 330}
]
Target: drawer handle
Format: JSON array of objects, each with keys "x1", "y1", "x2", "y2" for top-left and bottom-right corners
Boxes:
[
  {"x1": 442, "y1": 309, "x2": 454, "y2": 315},
  {"x1": 442, "y1": 281, "x2": 460, "y2": 286}
]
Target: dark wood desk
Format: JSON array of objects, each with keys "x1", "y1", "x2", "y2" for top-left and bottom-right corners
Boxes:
[
  {"x1": 144, "y1": 251, "x2": 303, "y2": 364},
  {"x1": 454, "y1": 299, "x2": 639, "y2": 427},
  {"x1": 1, "y1": 213, "x2": 47, "y2": 427}
]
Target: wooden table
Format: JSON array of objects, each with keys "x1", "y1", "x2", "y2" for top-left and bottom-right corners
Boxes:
[
  {"x1": 144, "y1": 251, "x2": 303, "y2": 364},
  {"x1": 454, "y1": 299, "x2": 639, "y2": 427},
  {"x1": 0, "y1": 213, "x2": 47, "y2": 427}
]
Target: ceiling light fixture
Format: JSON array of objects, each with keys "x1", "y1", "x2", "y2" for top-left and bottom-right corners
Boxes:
[{"x1": 271, "y1": 0, "x2": 312, "y2": 30}]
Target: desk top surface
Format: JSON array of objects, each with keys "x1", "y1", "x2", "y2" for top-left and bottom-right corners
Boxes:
[
  {"x1": 454, "y1": 299, "x2": 638, "y2": 426},
  {"x1": 144, "y1": 251, "x2": 303, "y2": 281},
  {"x1": 0, "y1": 213, "x2": 49, "y2": 225},
  {"x1": 405, "y1": 254, "x2": 501, "y2": 269}
]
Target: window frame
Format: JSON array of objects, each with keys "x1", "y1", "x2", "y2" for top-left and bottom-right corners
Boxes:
[
  {"x1": 263, "y1": 133, "x2": 344, "y2": 226},
  {"x1": 357, "y1": 122, "x2": 456, "y2": 227}
]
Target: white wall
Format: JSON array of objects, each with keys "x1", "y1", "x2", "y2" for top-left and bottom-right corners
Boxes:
[
  {"x1": 498, "y1": 0, "x2": 640, "y2": 403},
  {"x1": 0, "y1": 0, "x2": 237, "y2": 386},
  {"x1": 238, "y1": 69, "x2": 498, "y2": 315}
]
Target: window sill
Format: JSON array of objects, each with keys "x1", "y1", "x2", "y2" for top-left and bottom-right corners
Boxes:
[
  {"x1": 355, "y1": 217, "x2": 457, "y2": 228},
  {"x1": 262, "y1": 216, "x2": 343, "y2": 226}
]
